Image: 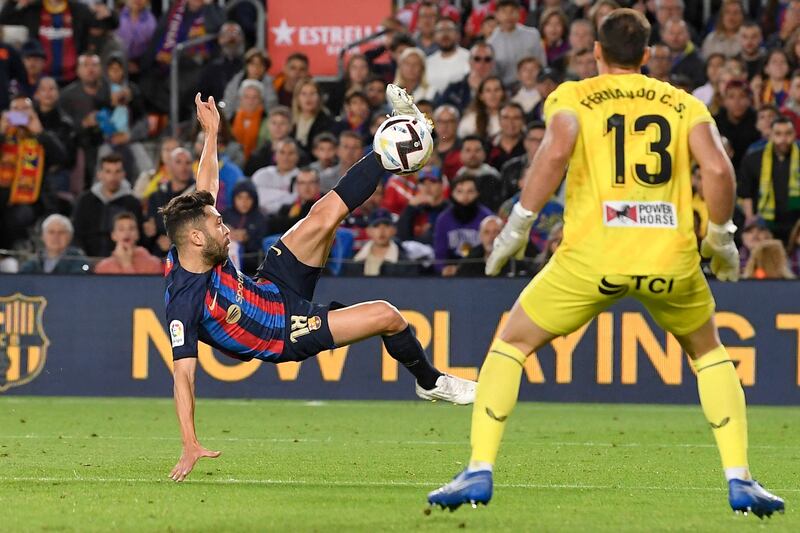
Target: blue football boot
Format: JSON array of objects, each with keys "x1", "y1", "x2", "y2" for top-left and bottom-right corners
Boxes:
[
  {"x1": 427, "y1": 469, "x2": 493, "y2": 511},
  {"x1": 729, "y1": 479, "x2": 785, "y2": 518}
]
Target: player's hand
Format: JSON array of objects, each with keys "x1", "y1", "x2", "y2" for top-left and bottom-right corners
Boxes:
[
  {"x1": 169, "y1": 444, "x2": 221, "y2": 482},
  {"x1": 195, "y1": 93, "x2": 220, "y2": 133},
  {"x1": 700, "y1": 220, "x2": 740, "y2": 282},
  {"x1": 485, "y1": 203, "x2": 536, "y2": 276}
]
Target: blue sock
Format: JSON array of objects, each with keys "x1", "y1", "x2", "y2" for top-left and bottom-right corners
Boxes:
[{"x1": 332, "y1": 152, "x2": 385, "y2": 212}]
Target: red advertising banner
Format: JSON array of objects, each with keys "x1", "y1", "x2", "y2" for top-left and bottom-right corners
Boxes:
[{"x1": 267, "y1": 0, "x2": 392, "y2": 77}]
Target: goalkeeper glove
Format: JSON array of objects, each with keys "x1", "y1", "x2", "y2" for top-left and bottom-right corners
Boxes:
[
  {"x1": 700, "y1": 220, "x2": 740, "y2": 282},
  {"x1": 485, "y1": 202, "x2": 537, "y2": 276}
]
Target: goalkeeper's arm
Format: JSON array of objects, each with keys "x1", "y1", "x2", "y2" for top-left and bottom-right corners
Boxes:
[{"x1": 486, "y1": 112, "x2": 578, "y2": 276}]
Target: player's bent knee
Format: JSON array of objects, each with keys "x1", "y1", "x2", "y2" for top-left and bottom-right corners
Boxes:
[{"x1": 375, "y1": 301, "x2": 406, "y2": 333}]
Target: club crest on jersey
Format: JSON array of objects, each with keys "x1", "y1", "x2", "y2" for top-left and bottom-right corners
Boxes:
[
  {"x1": 0, "y1": 294, "x2": 49, "y2": 393},
  {"x1": 603, "y1": 201, "x2": 677, "y2": 228}
]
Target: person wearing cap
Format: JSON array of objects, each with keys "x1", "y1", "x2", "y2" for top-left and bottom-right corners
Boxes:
[
  {"x1": 19, "y1": 40, "x2": 46, "y2": 98},
  {"x1": 713, "y1": 79, "x2": 759, "y2": 169},
  {"x1": 116, "y1": 0, "x2": 157, "y2": 77},
  {"x1": 0, "y1": 38, "x2": 26, "y2": 111},
  {"x1": 397, "y1": 165, "x2": 449, "y2": 246},
  {"x1": 343, "y1": 208, "x2": 418, "y2": 277},
  {"x1": 487, "y1": 0, "x2": 547, "y2": 87}
]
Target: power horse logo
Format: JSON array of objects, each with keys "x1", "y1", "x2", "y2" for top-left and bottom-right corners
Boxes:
[{"x1": 0, "y1": 294, "x2": 49, "y2": 392}]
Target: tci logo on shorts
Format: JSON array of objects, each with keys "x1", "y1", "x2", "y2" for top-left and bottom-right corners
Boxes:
[
  {"x1": 598, "y1": 276, "x2": 675, "y2": 296},
  {"x1": 603, "y1": 201, "x2": 677, "y2": 228}
]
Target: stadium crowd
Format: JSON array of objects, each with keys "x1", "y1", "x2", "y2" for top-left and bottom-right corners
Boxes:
[{"x1": 1, "y1": 0, "x2": 799, "y2": 280}]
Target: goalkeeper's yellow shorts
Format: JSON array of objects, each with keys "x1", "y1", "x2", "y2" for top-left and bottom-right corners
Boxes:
[{"x1": 518, "y1": 257, "x2": 716, "y2": 337}]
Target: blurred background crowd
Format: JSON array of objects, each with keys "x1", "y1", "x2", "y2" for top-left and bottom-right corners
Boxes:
[{"x1": 0, "y1": 0, "x2": 798, "y2": 280}]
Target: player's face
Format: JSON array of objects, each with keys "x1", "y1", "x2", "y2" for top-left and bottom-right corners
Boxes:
[
  {"x1": 112, "y1": 218, "x2": 139, "y2": 245},
  {"x1": 771, "y1": 123, "x2": 796, "y2": 154},
  {"x1": 451, "y1": 181, "x2": 478, "y2": 205},
  {"x1": 201, "y1": 207, "x2": 231, "y2": 265},
  {"x1": 268, "y1": 114, "x2": 291, "y2": 140}
]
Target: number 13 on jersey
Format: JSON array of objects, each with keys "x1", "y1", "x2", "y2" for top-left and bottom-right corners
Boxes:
[{"x1": 606, "y1": 113, "x2": 673, "y2": 187}]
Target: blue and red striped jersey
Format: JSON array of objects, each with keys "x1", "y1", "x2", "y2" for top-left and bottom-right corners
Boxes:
[{"x1": 164, "y1": 247, "x2": 285, "y2": 362}]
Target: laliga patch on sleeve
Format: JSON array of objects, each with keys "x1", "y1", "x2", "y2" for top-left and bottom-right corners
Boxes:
[{"x1": 170, "y1": 320, "x2": 185, "y2": 347}]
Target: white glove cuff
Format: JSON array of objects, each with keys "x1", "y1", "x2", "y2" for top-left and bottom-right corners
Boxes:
[{"x1": 707, "y1": 220, "x2": 737, "y2": 235}]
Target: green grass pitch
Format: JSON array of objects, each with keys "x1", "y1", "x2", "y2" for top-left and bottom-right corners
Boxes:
[{"x1": 1, "y1": 397, "x2": 797, "y2": 532}]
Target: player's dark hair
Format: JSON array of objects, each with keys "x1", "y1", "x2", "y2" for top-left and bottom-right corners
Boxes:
[
  {"x1": 159, "y1": 191, "x2": 215, "y2": 248},
  {"x1": 598, "y1": 8, "x2": 651, "y2": 69},
  {"x1": 99, "y1": 153, "x2": 124, "y2": 167}
]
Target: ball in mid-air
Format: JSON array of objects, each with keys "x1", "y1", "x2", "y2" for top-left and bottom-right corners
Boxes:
[{"x1": 373, "y1": 115, "x2": 433, "y2": 175}]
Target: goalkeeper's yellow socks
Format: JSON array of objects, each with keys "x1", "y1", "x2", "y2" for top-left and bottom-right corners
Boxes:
[
  {"x1": 692, "y1": 345, "x2": 751, "y2": 480},
  {"x1": 469, "y1": 339, "x2": 527, "y2": 470}
]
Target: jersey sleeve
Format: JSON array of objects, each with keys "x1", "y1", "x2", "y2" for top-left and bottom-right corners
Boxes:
[
  {"x1": 683, "y1": 92, "x2": 713, "y2": 130},
  {"x1": 165, "y1": 283, "x2": 203, "y2": 360},
  {"x1": 543, "y1": 81, "x2": 580, "y2": 123}
]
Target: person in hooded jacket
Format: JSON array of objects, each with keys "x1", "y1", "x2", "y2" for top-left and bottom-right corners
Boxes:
[{"x1": 222, "y1": 179, "x2": 267, "y2": 275}]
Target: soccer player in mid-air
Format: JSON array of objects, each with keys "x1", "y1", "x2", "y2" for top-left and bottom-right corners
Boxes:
[
  {"x1": 163, "y1": 88, "x2": 474, "y2": 482},
  {"x1": 428, "y1": 9, "x2": 785, "y2": 518}
]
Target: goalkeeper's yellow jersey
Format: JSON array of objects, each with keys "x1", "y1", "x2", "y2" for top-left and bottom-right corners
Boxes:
[{"x1": 544, "y1": 73, "x2": 713, "y2": 276}]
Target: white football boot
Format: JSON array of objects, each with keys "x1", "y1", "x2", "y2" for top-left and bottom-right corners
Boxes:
[
  {"x1": 386, "y1": 83, "x2": 434, "y2": 130},
  {"x1": 416, "y1": 374, "x2": 476, "y2": 405}
]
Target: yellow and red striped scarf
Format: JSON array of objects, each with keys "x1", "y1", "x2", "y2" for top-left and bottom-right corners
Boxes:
[{"x1": 0, "y1": 128, "x2": 45, "y2": 205}]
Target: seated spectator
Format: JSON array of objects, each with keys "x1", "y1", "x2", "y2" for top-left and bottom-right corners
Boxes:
[
  {"x1": 433, "y1": 105, "x2": 462, "y2": 180},
  {"x1": 274, "y1": 52, "x2": 309, "y2": 107},
  {"x1": 320, "y1": 131, "x2": 364, "y2": 192},
  {"x1": 787, "y1": 219, "x2": 800, "y2": 276},
  {"x1": 20, "y1": 214, "x2": 89, "y2": 274},
  {"x1": 94, "y1": 212, "x2": 162, "y2": 274},
  {"x1": 433, "y1": 175, "x2": 492, "y2": 275},
  {"x1": 743, "y1": 239, "x2": 795, "y2": 279},
  {"x1": 19, "y1": 40, "x2": 46, "y2": 98},
  {"x1": 458, "y1": 76, "x2": 505, "y2": 139},
  {"x1": 714, "y1": 80, "x2": 759, "y2": 169},
  {"x1": 191, "y1": 129, "x2": 243, "y2": 213},
  {"x1": 498, "y1": 168, "x2": 563, "y2": 254},
  {"x1": 589, "y1": 0, "x2": 619, "y2": 32},
  {"x1": 488, "y1": 0, "x2": 546, "y2": 87},
  {"x1": 413, "y1": 0, "x2": 438, "y2": 55},
  {"x1": 72, "y1": 153, "x2": 142, "y2": 258},
  {"x1": 365, "y1": 29, "x2": 414, "y2": 85},
  {"x1": 230, "y1": 80, "x2": 269, "y2": 163},
  {"x1": 500, "y1": 120, "x2": 544, "y2": 202},
  {"x1": 344, "y1": 208, "x2": 417, "y2": 277},
  {"x1": 145, "y1": 147, "x2": 195, "y2": 256},
  {"x1": 568, "y1": 18, "x2": 594, "y2": 54},
  {"x1": 251, "y1": 138, "x2": 300, "y2": 214},
  {"x1": 270, "y1": 167, "x2": 322, "y2": 234},
  {"x1": 134, "y1": 136, "x2": 180, "y2": 200},
  {"x1": 738, "y1": 116, "x2": 800, "y2": 242},
  {"x1": 750, "y1": 104, "x2": 779, "y2": 152},
  {"x1": 757, "y1": 48, "x2": 791, "y2": 108},
  {"x1": 33, "y1": 77, "x2": 76, "y2": 200},
  {"x1": 539, "y1": 7, "x2": 569, "y2": 72},
  {"x1": 382, "y1": 171, "x2": 419, "y2": 216},
  {"x1": 781, "y1": 70, "x2": 800, "y2": 133},
  {"x1": 243, "y1": 106, "x2": 300, "y2": 176},
  {"x1": 701, "y1": 0, "x2": 745, "y2": 59},
  {"x1": 425, "y1": 19, "x2": 470, "y2": 97},
  {"x1": 324, "y1": 53, "x2": 370, "y2": 117},
  {"x1": 397, "y1": 165, "x2": 449, "y2": 245},
  {"x1": 222, "y1": 48, "x2": 278, "y2": 120},
  {"x1": 662, "y1": 19, "x2": 705, "y2": 90},
  {"x1": 0, "y1": 40, "x2": 25, "y2": 111},
  {"x1": 738, "y1": 20, "x2": 765, "y2": 79},
  {"x1": 84, "y1": 3, "x2": 123, "y2": 67},
  {"x1": 222, "y1": 180, "x2": 267, "y2": 275},
  {"x1": 197, "y1": 22, "x2": 245, "y2": 102},
  {"x1": 0, "y1": 94, "x2": 66, "y2": 249},
  {"x1": 455, "y1": 135, "x2": 503, "y2": 211},
  {"x1": 530, "y1": 67, "x2": 562, "y2": 121},
  {"x1": 511, "y1": 56, "x2": 542, "y2": 118},
  {"x1": 456, "y1": 215, "x2": 503, "y2": 277},
  {"x1": 365, "y1": 75, "x2": 390, "y2": 116},
  {"x1": 646, "y1": 43, "x2": 671, "y2": 83},
  {"x1": 692, "y1": 53, "x2": 726, "y2": 107},
  {"x1": 116, "y1": 0, "x2": 157, "y2": 78},
  {"x1": 738, "y1": 219, "x2": 772, "y2": 272},
  {"x1": 393, "y1": 47, "x2": 437, "y2": 102},
  {"x1": 532, "y1": 221, "x2": 563, "y2": 272},
  {"x1": 309, "y1": 133, "x2": 338, "y2": 183},
  {"x1": 292, "y1": 77, "x2": 334, "y2": 155},
  {"x1": 488, "y1": 102, "x2": 526, "y2": 171},
  {"x1": 0, "y1": 0, "x2": 93, "y2": 84},
  {"x1": 566, "y1": 47, "x2": 598, "y2": 81},
  {"x1": 332, "y1": 90, "x2": 371, "y2": 143},
  {"x1": 437, "y1": 42, "x2": 496, "y2": 111}
]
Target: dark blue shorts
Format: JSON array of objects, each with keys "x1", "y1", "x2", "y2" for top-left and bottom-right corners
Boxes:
[{"x1": 256, "y1": 240, "x2": 336, "y2": 363}]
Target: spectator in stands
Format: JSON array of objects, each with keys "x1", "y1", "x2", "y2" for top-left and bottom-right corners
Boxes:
[
  {"x1": 456, "y1": 215, "x2": 504, "y2": 277},
  {"x1": 500, "y1": 120, "x2": 544, "y2": 202},
  {"x1": 94, "y1": 211, "x2": 162, "y2": 274},
  {"x1": 488, "y1": 102, "x2": 525, "y2": 171},
  {"x1": 20, "y1": 214, "x2": 89, "y2": 273},
  {"x1": 0, "y1": 39, "x2": 25, "y2": 111},
  {"x1": 662, "y1": 19, "x2": 705, "y2": 90},
  {"x1": 382, "y1": 169, "x2": 419, "y2": 216},
  {"x1": 18, "y1": 40, "x2": 46, "y2": 98},
  {"x1": 693, "y1": 53, "x2": 726, "y2": 106},
  {"x1": 133, "y1": 136, "x2": 180, "y2": 199},
  {"x1": 197, "y1": 22, "x2": 245, "y2": 102},
  {"x1": 511, "y1": 57, "x2": 542, "y2": 118},
  {"x1": 757, "y1": 48, "x2": 791, "y2": 107},
  {"x1": 59, "y1": 53, "x2": 110, "y2": 187},
  {"x1": 738, "y1": 20, "x2": 765, "y2": 79},
  {"x1": 344, "y1": 208, "x2": 417, "y2": 277},
  {"x1": 414, "y1": 0, "x2": 439, "y2": 56},
  {"x1": 738, "y1": 115, "x2": 800, "y2": 241},
  {"x1": 0, "y1": 0, "x2": 93, "y2": 84},
  {"x1": 532, "y1": 221, "x2": 563, "y2": 272},
  {"x1": 397, "y1": 165, "x2": 448, "y2": 246},
  {"x1": 646, "y1": 43, "x2": 672, "y2": 82},
  {"x1": 310, "y1": 133, "x2": 338, "y2": 186},
  {"x1": 566, "y1": 47, "x2": 598, "y2": 81},
  {"x1": 332, "y1": 90, "x2": 371, "y2": 143},
  {"x1": 230, "y1": 80, "x2": 269, "y2": 164},
  {"x1": 738, "y1": 219, "x2": 771, "y2": 271},
  {"x1": 433, "y1": 175, "x2": 492, "y2": 276},
  {"x1": 489, "y1": 0, "x2": 546, "y2": 87},
  {"x1": 251, "y1": 138, "x2": 300, "y2": 214},
  {"x1": 589, "y1": 0, "x2": 620, "y2": 31},
  {"x1": 320, "y1": 131, "x2": 363, "y2": 192},
  {"x1": 568, "y1": 18, "x2": 594, "y2": 53},
  {"x1": 84, "y1": 3, "x2": 123, "y2": 67},
  {"x1": 116, "y1": 0, "x2": 157, "y2": 78},
  {"x1": 529, "y1": 67, "x2": 561, "y2": 121},
  {"x1": 787, "y1": 219, "x2": 800, "y2": 275},
  {"x1": 780, "y1": 70, "x2": 800, "y2": 132},
  {"x1": 342, "y1": 182, "x2": 384, "y2": 253},
  {"x1": 702, "y1": 0, "x2": 745, "y2": 59},
  {"x1": 458, "y1": 76, "x2": 505, "y2": 139},
  {"x1": 326, "y1": 54, "x2": 370, "y2": 117},
  {"x1": 649, "y1": 0, "x2": 684, "y2": 44},
  {"x1": 222, "y1": 48, "x2": 277, "y2": 120},
  {"x1": 715, "y1": 79, "x2": 759, "y2": 169},
  {"x1": 243, "y1": 106, "x2": 297, "y2": 176},
  {"x1": 222, "y1": 180, "x2": 267, "y2": 275},
  {"x1": 145, "y1": 146, "x2": 195, "y2": 255},
  {"x1": 0, "y1": 94, "x2": 65, "y2": 249},
  {"x1": 270, "y1": 167, "x2": 322, "y2": 234},
  {"x1": 437, "y1": 42, "x2": 496, "y2": 111},
  {"x1": 365, "y1": 75, "x2": 390, "y2": 116},
  {"x1": 743, "y1": 239, "x2": 795, "y2": 279},
  {"x1": 72, "y1": 153, "x2": 142, "y2": 258},
  {"x1": 539, "y1": 7, "x2": 569, "y2": 72},
  {"x1": 393, "y1": 47, "x2": 437, "y2": 102},
  {"x1": 139, "y1": 0, "x2": 222, "y2": 117},
  {"x1": 433, "y1": 104, "x2": 462, "y2": 180},
  {"x1": 274, "y1": 52, "x2": 309, "y2": 107},
  {"x1": 455, "y1": 136, "x2": 502, "y2": 211},
  {"x1": 366, "y1": 30, "x2": 415, "y2": 85},
  {"x1": 426, "y1": 19, "x2": 470, "y2": 98},
  {"x1": 291, "y1": 77, "x2": 333, "y2": 155},
  {"x1": 33, "y1": 77, "x2": 76, "y2": 197},
  {"x1": 753, "y1": 104, "x2": 779, "y2": 150}
]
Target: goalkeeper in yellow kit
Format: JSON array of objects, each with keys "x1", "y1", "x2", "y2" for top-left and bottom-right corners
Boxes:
[{"x1": 428, "y1": 9, "x2": 785, "y2": 518}]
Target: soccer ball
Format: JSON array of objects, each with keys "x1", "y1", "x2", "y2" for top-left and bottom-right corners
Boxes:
[{"x1": 373, "y1": 114, "x2": 434, "y2": 175}]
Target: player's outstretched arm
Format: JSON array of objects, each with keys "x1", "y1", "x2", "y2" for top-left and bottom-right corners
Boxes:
[
  {"x1": 689, "y1": 122, "x2": 740, "y2": 281},
  {"x1": 194, "y1": 93, "x2": 220, "y2": 203},
  {"x1": 170, "y1": 357, "x2": 220, "y2": 482},
  {"x1": 485, "y1": 112, "x2": 578, "y2": 276}
]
